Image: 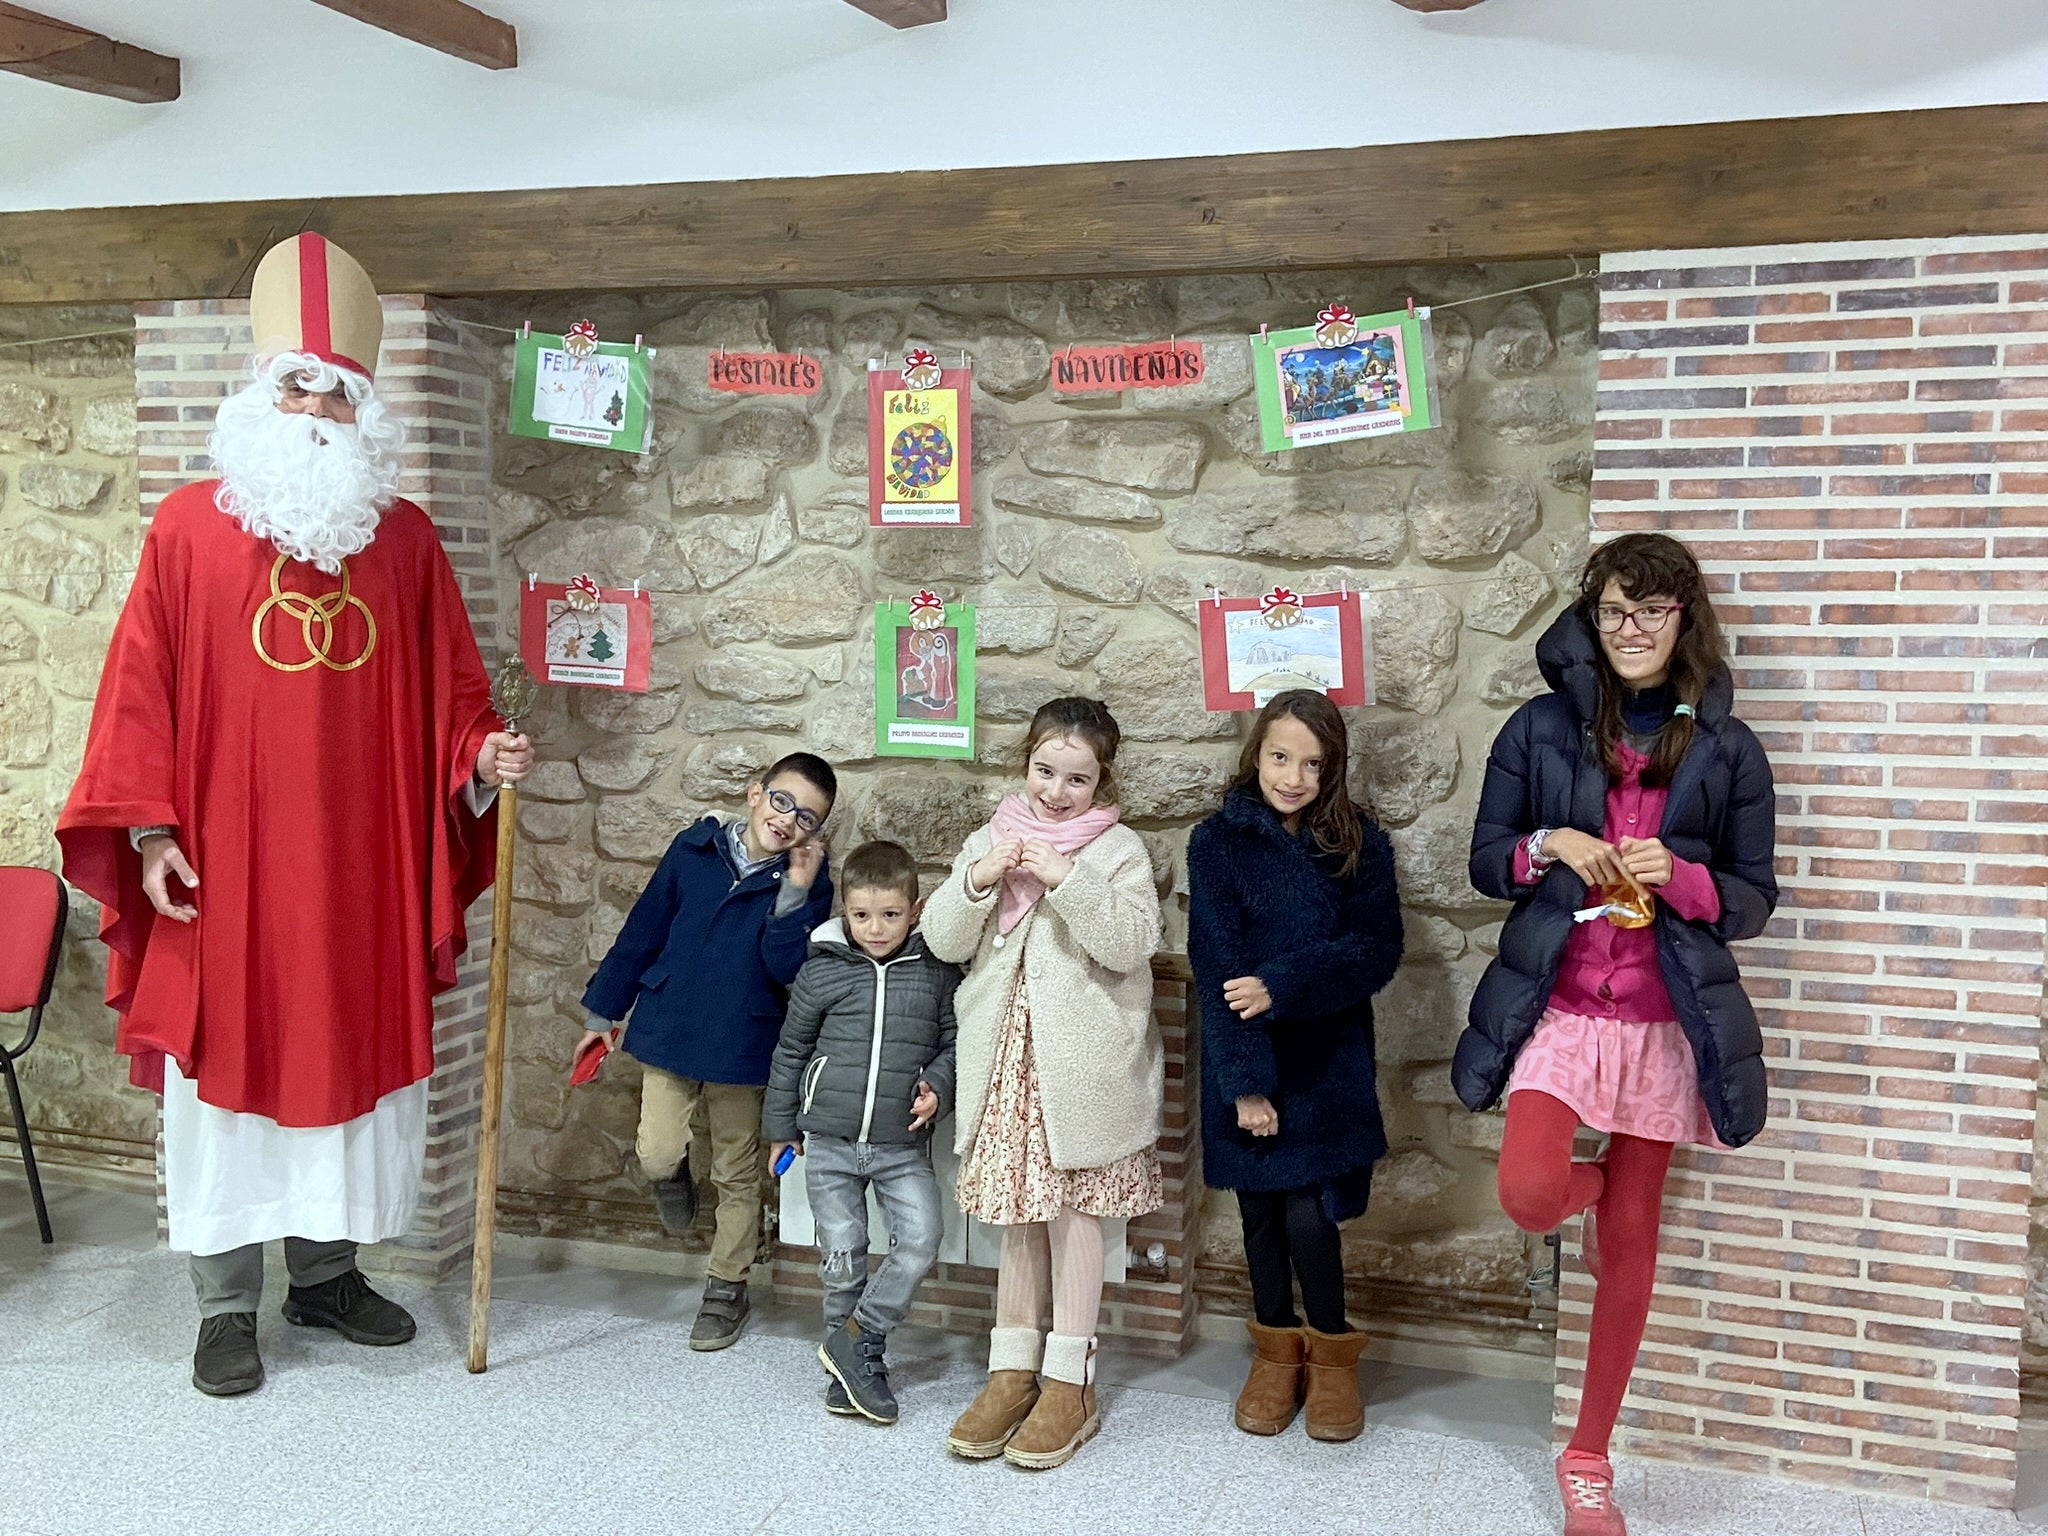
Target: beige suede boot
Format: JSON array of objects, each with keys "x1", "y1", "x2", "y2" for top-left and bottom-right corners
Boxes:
[
  {"x1": 1003, "y1": 1333, "x2": 1099, "y2": 1469},
  {"x1": 946, "y1": 1326, "x2": 1041, "y2": 1459}
]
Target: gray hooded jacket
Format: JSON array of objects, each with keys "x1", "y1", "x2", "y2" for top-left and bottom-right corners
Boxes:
[{"x1": 762, "y1": 919, "x2": 960, "y2": 1146}]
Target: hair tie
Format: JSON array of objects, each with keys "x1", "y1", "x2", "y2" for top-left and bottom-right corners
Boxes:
[{"x1": 1673, "y1": 703, "x2": 1695, "y2": 719}]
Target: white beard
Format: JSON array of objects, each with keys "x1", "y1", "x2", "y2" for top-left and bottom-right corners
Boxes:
[{"x1": 210, "y1": 385, "x2": 400, "y2": 574}]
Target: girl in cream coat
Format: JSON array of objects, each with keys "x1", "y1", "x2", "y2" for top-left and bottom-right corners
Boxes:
[{"x1": 922, "y1": 697, "x2": 1163, "y2": 1470}]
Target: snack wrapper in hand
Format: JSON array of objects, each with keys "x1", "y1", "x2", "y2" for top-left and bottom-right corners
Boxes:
[
  {"x1": 570, "y1": 1027, "x2": 621, "y2": 1086},
  {"x1": 1601, "y1": 879, "x2": 1657, "y2": 929}
]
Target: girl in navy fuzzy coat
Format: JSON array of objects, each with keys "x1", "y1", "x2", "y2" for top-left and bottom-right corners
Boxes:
[{"x1": 1187, "y1": 690, "x2": 1403, "y2": 1444}]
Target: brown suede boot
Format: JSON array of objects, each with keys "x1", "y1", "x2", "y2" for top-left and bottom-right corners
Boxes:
[
  {"x1": 946, "y1": 1370, "x2": 1042, "y2": 1459},
  {"x1": 1302, "y1": 1325, "x2": 1368, "y2": 1442},
  {"x1": 1003, "y1": 1332, "x2": 1099, "y2": 1470},
  {"x1": 1234, "y1": 1321, "x2": 1305, "y2": 1435}
]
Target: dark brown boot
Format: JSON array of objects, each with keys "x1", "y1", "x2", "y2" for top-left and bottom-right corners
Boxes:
[
  {"x1": 946, "y1": 1370, "x2": 1041, "y2": 1458},
  {"x1": 1234, "y1": 1321, "x2": 1305, "y2": 1435},
  {"x1": 1303, "y1": 1325, "x2": 1368, "y2": 1442}
]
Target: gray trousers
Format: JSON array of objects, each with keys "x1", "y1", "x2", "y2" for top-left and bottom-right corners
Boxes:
[
  {"x1": 805, "y1": 1136, "x2": 944, "y2": 1336},
  {"x1": 188, "y1": 1238, "x2": 358, "y2": 1317}
]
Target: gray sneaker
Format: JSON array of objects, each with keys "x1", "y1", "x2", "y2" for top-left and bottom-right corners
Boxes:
[
  {"x1": 690, "y1": 1277, "x2": 749, "y2": 1351},
  {"x1": 193, "y1": 1312, "x2": 263, "y2": 1396},
  {"x1": 819, "y1": 1317, "x2": 897, "y2": 1425},
  {"x1": 652, "y1": 1162, "x2": 700, "y2": 1236}
]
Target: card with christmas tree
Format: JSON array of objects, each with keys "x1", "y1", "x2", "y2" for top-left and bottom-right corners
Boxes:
[
  {"x1": 518, "y1": 574, "x2": 654, "y2": 692},
  {"x1": 510, "y1": 321, "x2": 655, "y2": 455}
]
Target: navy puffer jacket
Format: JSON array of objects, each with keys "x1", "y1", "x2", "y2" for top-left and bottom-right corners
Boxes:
[
  {"x1": 1189, "y1": 786, "x2": 1404, "y2": 1218},
  {"x1": 1453, "y1": 609, "x2": 1779, "y2": 1147}
]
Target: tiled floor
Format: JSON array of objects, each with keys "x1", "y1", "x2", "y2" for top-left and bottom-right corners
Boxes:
[{"x1": 0, "y1": 1178, "x2": 2034, "y2": 1536}]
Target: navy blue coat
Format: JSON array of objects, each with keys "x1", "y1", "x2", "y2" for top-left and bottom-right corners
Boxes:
[
  {"x1": 1188, "y1": 786, "x2": 1405, "y2": 1219},
  {"x1": 1454, "y1": 610, "x2": 1779, "y2": 1146},
  {"x1": 582, "y1": 818, "x2": 834, "y2": 1086}
]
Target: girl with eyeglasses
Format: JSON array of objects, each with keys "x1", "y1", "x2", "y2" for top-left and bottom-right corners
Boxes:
[{"x1": 1454, "y1": 533, "x2": 1778, "y2": 1536}]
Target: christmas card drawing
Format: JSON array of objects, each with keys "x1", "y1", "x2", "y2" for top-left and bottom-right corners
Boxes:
[
  {"x1": 867, "y1": 352, "x2": 973, "y2": 526},
  {"x1": 518, "y1": 575, "x2": 654, "y2": 691},
  {"x1": 510, "y1": 323, "x2": 654, "y2": 455},
  {"x1": 875, "y1": 593, "x2": 976, "y2": 758},
  {"x1": 1199, "y1": 587, "x2": 1370, "y2": 710},
  {"x1": 1249, "y1": 304, "x2": 1437, "y2": 452}
]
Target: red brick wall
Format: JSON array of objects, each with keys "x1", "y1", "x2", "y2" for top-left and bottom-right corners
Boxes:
[
  {"x1": 134, "y1": 298, "x2": 500, "y2": 1279},
  {"x1": 1583, "y1": 240, "x2": 2048, "y2": 1507}
]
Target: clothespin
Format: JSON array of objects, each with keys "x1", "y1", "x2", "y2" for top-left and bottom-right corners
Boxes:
[
  {"x1": 527, "y1": 572, "x2": 536, "y2": 591},
  {"x1": 520, "y1": 321, "x2": 531, "y2": 339},
  {"x1": 632, "y1": 579, "x2": 641, "y2": 598},
  {"x1": 1406, "y1": 297, "x2": 1416, "y2": 317},
  {"x1": 1339, "y1": 578, "x2": 1349, "y2": 599},
  {"x1": 633, "y1": 334, "x2": 643, "y2": 353},
  {"x1": 1259, "y1": 323, "x2": 1269, "y2": 343},
  {"x1": 1208, "y1": 585, "x2": 1224, "y2": 608}
]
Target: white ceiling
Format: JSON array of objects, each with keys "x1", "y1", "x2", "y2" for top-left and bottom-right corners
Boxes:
[{"x1": 2, "y1": 0, "x2": 2045, "y2": 212}]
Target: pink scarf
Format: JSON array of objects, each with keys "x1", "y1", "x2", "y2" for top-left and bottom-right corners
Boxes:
[{"x1": 987, "y1": 793, "x2": 1122, "y2": 935}]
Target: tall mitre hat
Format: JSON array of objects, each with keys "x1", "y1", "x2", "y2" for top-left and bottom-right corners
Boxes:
[{"x1": 248, "y1": 232, "x2": 382, "y2": 380}]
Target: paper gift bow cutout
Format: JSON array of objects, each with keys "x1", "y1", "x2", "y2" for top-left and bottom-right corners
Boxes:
[
  {"x1": 907, "y1": 589, "x2": 947, "y2": 630},
  {"x1": 1260, "y1": 585, "x2": 1304, "y2": 627},
  {"x1": 902, "y1": 347, "x2": 943, "y2": 389},
  {"x1": 1314, "y1": 302, "x2": 1359, "y2": 347},
  {"x1": 565, "y1": 573, "x2": 602, "y2": 612},
  {"x1": 563, "y1": 318, "x2": 600, "y2": 357}
]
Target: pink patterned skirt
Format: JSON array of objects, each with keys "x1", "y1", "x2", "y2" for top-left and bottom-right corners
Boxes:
[
  {"x1": 956, "y1": 981, "x2": 1162, "y2": 1225},
  {"x1": 1508, "y1": 1007, "x2": 1728, "y2": 1149}
]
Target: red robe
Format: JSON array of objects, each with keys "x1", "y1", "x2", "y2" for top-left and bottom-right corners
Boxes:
[{"x1": 57, "y1": 482, "x2": 499, "y2": 1127}]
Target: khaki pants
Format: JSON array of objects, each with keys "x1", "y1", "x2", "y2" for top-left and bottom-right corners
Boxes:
[{"x1": 637, "y1": 1066, "x2": 766, "y2": 1283}]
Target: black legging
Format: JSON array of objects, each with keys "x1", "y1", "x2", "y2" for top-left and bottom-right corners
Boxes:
[{"x1": 1237, "y1": 1186, "x2": 1349, "y2": 1334}]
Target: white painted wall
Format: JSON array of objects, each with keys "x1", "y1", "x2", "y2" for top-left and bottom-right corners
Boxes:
[{"x1": 2, "y1": 0, "x2": 2046, "y2": 212}]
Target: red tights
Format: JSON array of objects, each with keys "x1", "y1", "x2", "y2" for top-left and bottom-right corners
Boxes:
[{"x1": 1498, "y1": 1089, "x2": 1674, "y2": 1460}]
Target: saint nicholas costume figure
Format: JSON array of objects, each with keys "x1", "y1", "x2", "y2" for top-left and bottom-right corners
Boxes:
[{"x1": 57, "y1": 233, "x2": 532, "y2": 1395}]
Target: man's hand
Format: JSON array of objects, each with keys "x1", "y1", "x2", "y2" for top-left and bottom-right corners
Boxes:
[
  {"x1": 1236, "y1": 1094, "x2": 1280, "y2": 1137},
  {"x1": 475, "y1": 731, "x2": 534, "y2": 788},
  {"x1": 769, "y1": 1139, "x2": 802, "y2": 1168},
  {"x1": 909, "y1": 1080, "x2": 940, "y2": 1131},
  {"x1": 140, "y1": 834, "x2": 199, "y2": 923},
  {"x1": 1617, "y1": 837, "x2": 1674, "y2": 888},
  {"x1": 1017, "y1": 841, "x2": 1074, "y2": 890},
  {"x1": 786, "y1": 838, "x2": 825, "y2": 892},
  {"x1": 1223, "y1": 975, "x2": 1273, "y2": 1019}
]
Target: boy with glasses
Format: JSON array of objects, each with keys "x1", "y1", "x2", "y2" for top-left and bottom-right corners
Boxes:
[{"x1": 579, "y1": 754, "x2": 837, "y2": 1349}]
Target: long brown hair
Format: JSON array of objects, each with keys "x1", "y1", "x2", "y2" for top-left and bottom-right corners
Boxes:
[
  {"x1": 1578, "y1": 533, "x2": 1727, "y2": 788},
  {"x1": 1231, "y1": 689, "x2": 1365, "y2": 875},
  {"x1": 1022, "y1": 696, "x2": 1122, "y2": 804}
]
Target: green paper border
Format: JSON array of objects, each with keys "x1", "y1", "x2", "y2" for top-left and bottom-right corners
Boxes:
[
  {"x1": 874, "y1": 601, "x2": 976, "y2": 759},
  {"x1": 510, "y1": 332, "x2": 652, "y2": 455},
  {"x1": 1249, "y1": 309, "x2": 1435, "y2": 453}
]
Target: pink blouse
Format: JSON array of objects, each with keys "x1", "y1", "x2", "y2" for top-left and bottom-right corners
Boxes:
[{"x1": 1512, "y1": 743, "x2": 1722, "y2": 1022}]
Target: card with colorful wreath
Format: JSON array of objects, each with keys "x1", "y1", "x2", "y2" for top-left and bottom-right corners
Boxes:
[
  {"x1": 867, "y1": 351, "x2": 973, "y2": 526},
  {"x1": 875, "y1": 591, "x2": 977, "y2": 758}
]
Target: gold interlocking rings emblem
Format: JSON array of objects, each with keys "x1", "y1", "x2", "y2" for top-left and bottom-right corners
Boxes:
[{"x1": 251, "y1": 554, "x2": 378, "y2": 673}]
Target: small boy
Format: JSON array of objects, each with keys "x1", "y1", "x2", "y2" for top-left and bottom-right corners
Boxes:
[
  {"x1": 764, "y1": 839, "x2": 958, "y2": 1425},
  {"x1": 580, "y1": 753, "x2": 837, "y2": 1352}
]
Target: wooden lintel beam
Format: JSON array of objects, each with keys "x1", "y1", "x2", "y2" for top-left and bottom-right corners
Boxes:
[
  {"x1": 7, "y1": 102, "x2": 2048, "y2": 303},
  {"x1": 307, "y1": 0, "x2": 516, "y2": 69},
  {"x1": 843, "y1": 0, "x2": 947, "y2": 27},
  {"x1": 0, "y1": 3, "x2": 178, "y2": 102}
]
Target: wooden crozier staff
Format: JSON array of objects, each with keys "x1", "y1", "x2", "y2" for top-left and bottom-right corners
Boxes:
[{"x1": 468, "y1": 655, "x2": 539, "y2": 1373}]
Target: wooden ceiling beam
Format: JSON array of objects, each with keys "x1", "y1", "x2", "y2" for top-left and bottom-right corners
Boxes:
[
  {"x1": 306, "y1": 0, "x2": 517, "y2": 69},
  {"x1": 7, "y1": 102, "x2": 2048, "y2": 303},
  {"x1": 842, "y1": 0, "x2": 947, "y2": 26},
  {"x1": 0, "y1": 3, "x2": 178, "y2": 102}
]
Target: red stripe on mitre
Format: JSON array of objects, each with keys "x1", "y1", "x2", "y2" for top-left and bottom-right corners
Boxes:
[{"x1": 298, "y1": 232, "x2": 334, "y2": 360}]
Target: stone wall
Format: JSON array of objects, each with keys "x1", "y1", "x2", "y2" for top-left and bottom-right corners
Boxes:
[
  {"x1": 0, "y1": 306, "x2": 150, "y2": 1180},
  {"x1": 463, "y1": 262, "x2": 1597, "y2": 1332}
]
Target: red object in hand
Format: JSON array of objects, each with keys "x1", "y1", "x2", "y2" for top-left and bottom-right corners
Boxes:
[{"x1": 569, "y1": 1028, "x2": 620, "y2": 1086}]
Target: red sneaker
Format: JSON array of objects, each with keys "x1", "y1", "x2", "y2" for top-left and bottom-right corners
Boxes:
[{"x1": 1556, "y1": 1451, "x2": 1626, "y2": 1536}]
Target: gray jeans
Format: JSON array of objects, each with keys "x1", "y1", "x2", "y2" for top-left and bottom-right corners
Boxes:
[
  {"x1": 189, "y1": 1238, "x2": 358, "y2": 1317},
  {"x1": 804, "y1": 1136, "x2": 944, "y2": 1336}
]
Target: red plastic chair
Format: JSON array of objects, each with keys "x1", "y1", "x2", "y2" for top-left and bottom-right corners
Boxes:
[{"x1": 0, "y1": 867, "x2": 66, "y2": 1244}]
